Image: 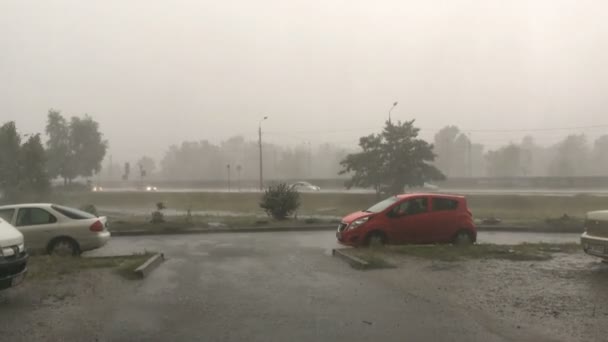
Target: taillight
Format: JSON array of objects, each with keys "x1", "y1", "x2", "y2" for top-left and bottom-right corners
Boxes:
[{"x1": 90, "y1": 220, "x2": 104, "y2": 232}]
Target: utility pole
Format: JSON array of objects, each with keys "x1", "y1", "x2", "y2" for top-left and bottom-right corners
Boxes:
[
  {"x1": 467, "y1": 132, "x2": 473, "y2": 177},
  {"x1": 226, "y1": 164, "x2": 231, "y2": 192},
  {"x1": 258, "y1": 116, "x2": 268, "y2": 190}
]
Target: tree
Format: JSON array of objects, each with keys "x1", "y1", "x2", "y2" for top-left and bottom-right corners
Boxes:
[
  {"x1": 45, "y1": 110, "x2": 72, "y2": 183},
  {"x1": 485, "y1": 144, "x2": 522, "y2": 177},
  {"x1": 340, "y1": 120, "x2": 445, "y2": 196},
  {"x1": 0, "y1": 122, "x2": 22, "y2": 200},
  {"x1": 0, "y1": 122, "x2": 50, "y2": 202},
  {"x1": 19, "y1": 134, "x2": 50, "y2": 196},
  {"x1": 592, "y1": 135, "x2": 608, "y2": 175},
  {"x1": 549, "y1": 135, "x2": 589, "y2": 176},
  {"x1": 137, "y1": 156, "x2": 156, "y2": 176},
  {"x1": 45, "y1": 110, "x2": 108, "y2": 183},
  {"x1": 69, "y1": 115, "x2": 108, "y2": 178}
]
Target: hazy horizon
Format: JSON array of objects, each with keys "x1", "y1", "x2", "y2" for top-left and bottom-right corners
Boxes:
[{"x1": 2, "y1": 0, "x2": 608, "y2": 162}]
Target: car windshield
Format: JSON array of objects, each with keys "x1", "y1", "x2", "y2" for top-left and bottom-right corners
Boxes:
[
  {"x1": 365, "y1": 196, "x2": 399, "y2": 213},
  {"x1": 51, "y1": 205, "x2": 97, "y2": 219}
]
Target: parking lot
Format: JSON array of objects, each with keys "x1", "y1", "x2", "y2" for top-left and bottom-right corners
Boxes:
[{"x1": 0, "y1": 231, "x2": 605, "y2": 341}]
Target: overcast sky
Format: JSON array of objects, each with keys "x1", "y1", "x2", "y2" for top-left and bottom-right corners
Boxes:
[{"x1": 2, "y1": 0, "x2": 608, "y2": 161}]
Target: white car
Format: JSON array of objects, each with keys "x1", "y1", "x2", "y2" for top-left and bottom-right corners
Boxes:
[
  {"x1": 0, "y1": 218, "x2": 28, "y2": 290},
  {"x1": 581, "y1": 210, "x2": 608, "y2": 261},
  {"x1": 290, "y1": 181, "x2": 321, "y2": 191},
  {"x1": 0, "y1": 204, "x2": 111, "y2": 256}
]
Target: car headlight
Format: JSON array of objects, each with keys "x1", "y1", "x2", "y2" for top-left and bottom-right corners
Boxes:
[{"x1": 348, "y1": 217, "x2": 370, "y2": 230}]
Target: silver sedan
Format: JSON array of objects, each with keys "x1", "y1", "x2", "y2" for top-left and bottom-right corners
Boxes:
[{"x1": 0, "y1": 203, "x2": 110, "y2": 256}]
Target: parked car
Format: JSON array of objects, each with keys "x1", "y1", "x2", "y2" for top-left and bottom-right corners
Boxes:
[
  {"x1": 581, "y1": 210, "x2": 608, "y2": 261},
  {"x1": 0, "y1": 204, "x2": 111, "y2": 256},
  {"x1": 290, "y1": 181, "x2": 321, "y2": 191},
  {"x1": 336, "y1": 193, "x2": 476, "y2": 246},
  {"x1": 0, "y1": 217, "x2": 28, "y2": 290}
]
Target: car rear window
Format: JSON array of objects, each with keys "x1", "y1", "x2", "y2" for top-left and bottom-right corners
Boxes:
[
  {"x1": 432, "y1": 198, "x2": 459, "y2": 211},
  {"x1": 51, "y1": 205, "x2": 97, "y2": 219}
]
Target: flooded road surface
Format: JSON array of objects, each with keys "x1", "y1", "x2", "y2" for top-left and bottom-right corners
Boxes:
[{"x1": 78, "y1": 231, "x2": 561, "y2": 342}]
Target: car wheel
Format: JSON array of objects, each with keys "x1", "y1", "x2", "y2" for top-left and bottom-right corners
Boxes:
[
  {"x1": 453, "y1": 231, "x2": 473, "y2": 246},
  {"x1": 365, "y1": 232, "x2": 387, "y2": 247},
  {"x1": 48, "y1": 238, "x2": 80, "y2": 256}
]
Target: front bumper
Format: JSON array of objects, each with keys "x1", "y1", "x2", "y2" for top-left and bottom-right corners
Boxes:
[
  {"x1": 581, "y1": 232, "x2": 608, "y2": 259},
  {"x1": 336, "y1": 230, "x2": 361, "y2": 246},
  {"x1": 0, "y1": 252, "x2": 28, "y2": 290}
]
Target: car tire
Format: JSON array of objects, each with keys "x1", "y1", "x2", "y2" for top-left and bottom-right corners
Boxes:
[
  {"x1": 453, "y1": 230, "x2": 473, "y2": 246},
  {"x1": 48, "y1": 237, "x2": 80, "y2": 257},
  {"x1": 365, "y1": 231, "x2": 387, "y2": 247}
]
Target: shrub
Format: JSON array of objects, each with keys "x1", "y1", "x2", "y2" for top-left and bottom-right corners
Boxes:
[
  {"x1": 260, "y1": 183, "x2": 300, "y2": 220},
  {"x1": 80, "y1": 204, "x2": 99, "y2": 216},
  {"x1": 151, "y1": 201, "x2": 166, "y2": 223}
]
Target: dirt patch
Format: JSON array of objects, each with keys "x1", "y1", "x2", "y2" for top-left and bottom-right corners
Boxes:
[{"x1": 27, "y1": 254, "x2": 155, "y2": 281}]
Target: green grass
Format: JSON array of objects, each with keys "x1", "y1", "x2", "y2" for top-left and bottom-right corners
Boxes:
[
  {"x1": 349, "y1": 243, "x2": 581, "y2": 264},
  {"x1": 108, "y1": 214, "x2": 339, "y2": 233},
  {"x1": 27, "y1": 253, "x2": 155, "y2": 281},
  {"x1": 51, "y1": 191, "x2": 608, "y2": 222}
]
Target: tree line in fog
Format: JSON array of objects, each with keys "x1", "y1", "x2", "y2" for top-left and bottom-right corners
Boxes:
[{"x1": 111, "y1": 126, "x2": 608, "y2": 181}]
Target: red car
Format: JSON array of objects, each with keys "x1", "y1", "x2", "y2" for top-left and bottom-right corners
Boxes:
[{"x1": 336, "y1": 193, "x2": 476, "y2": 246}]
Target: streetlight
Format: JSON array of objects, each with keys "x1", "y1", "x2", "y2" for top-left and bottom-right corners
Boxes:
[
  {"x1": 388, "y1": 101, "x2": 398, "y2": 123},
  {"x1": 258, "y1": 116, "x2": 268, "y2": 190},
  {"x1": 226, "y1": 164, "x2": 231, "y2": 192}
]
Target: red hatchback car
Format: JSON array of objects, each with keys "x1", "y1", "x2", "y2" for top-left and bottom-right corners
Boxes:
[{"x1": 336, "y1": 193, "x2": 476, "y2": 246}]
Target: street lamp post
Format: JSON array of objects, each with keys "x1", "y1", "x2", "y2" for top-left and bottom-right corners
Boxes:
[
  {"x1": 258, "y1": 116, "x2": 268, "y2": 190},
  {"x1": 226, "y1": 164, "x2": 231, "y2": 192},
  {"x1": 388, "y1": 101, "x2": 398, "y2": 123}
]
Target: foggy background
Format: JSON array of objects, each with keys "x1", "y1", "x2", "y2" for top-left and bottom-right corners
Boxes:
[{"x1": 2, "y1": 0, "x2": 608, "y2": 181}]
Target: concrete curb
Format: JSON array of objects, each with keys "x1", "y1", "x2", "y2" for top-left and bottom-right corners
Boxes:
[
  {"x1": 476, "y1": 225, "x2": 583, "y2": 233},
  {"x1": 110, "y1": 225, "x2": 336, "y2": 236},
  {"x1": 134, "y1": 253, "x2": 165, "y2": 279},
  {"x1": 332, "y1": 248, "x2": 369, "y2": 269}
]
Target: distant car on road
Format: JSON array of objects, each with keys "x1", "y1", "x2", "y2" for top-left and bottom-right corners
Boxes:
[
  {"x1": 581, "y1": 210, "x2": 608, "y2": 261},
  {"x1": 0, "y1": 204, "x2": 111, "y2": 256},
  {"x1": 145, "y1": 185, "x2": 158, "y2": 191},
  {"x1": 0, "y1": 218, "x2": 28, "y2": 290},
  {"x1": 290, "y1": 181, "x2": 321, "y2": 191},
  {"x1": 91, "y1": 185, "x2": 103, "y2": 192},
  {"x1": 336, "y1": 193, "x2": 476, "y2": 247}
]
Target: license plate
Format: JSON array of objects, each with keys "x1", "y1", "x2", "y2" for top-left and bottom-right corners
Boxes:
[
  {"x1": 11, "y1": 272, "x2": 25, "y2": 287},
  {"x1": 589, "y1": 244, "x2": 606, "y2": 255}
]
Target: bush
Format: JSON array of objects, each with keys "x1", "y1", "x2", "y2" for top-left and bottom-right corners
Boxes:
[
  {"x1": 151, "y1": 201, "x2": 166, "y2": 223},
  {"x1": 80, "y1": 204, "x2": 99, "y2": 216},
  {"x1": 260, "y1": 183, "x2": 301, "y2": 220}
]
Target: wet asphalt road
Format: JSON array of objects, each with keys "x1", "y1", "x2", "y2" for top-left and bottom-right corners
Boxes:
[{"x1": 78, "y1": 232, "x2": 569, "y2": 341}]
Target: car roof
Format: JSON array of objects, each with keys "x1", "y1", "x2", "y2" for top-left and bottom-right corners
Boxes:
[
  {"x1": 396, "y1": 193, "x2": 465, "y2": 199},
  {"x1": 0, "y1": 203, "x2": 54, "y2": 210}
]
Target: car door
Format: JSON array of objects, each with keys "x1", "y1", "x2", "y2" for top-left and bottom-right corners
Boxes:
[
  {"x1": 387, "y1": 197, "x2": 432, "y2": 243},
  {"x1": 430, "y1": 197, "x2": 461, "y2": 242},
  {"x1": 15, "y1": 207, "x2": 59, "y2": 251}
]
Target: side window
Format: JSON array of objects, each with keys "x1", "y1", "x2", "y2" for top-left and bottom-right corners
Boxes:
[
  {"x1": 0, "y1": 209, "x2": 15, "y2": 222},
  {"x1": 432, "y1": 198, "x2": 459, "y2": 211},
  {"x1": 391, "y1": 198, "x2": 429, "y2": 216},
  {"x1": 16, "y1": 208, "x2": 57, "y2": 227}
]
